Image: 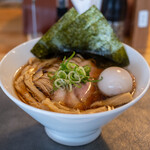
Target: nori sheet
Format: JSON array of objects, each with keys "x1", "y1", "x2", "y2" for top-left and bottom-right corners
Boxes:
[
  {"x1": 31, "y1": 5, "x2": 129, "y2": 67},
  {"x1": 31, "y1": 8, "x2": 79, "y2": 58},
  {"x1": 51, "y1": 6, "x2": 104, "y2": 51}
]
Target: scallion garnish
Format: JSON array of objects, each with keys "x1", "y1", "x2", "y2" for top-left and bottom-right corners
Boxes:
[{"x1": 48, "y1": 52, "x2": 102, "y2": 91}]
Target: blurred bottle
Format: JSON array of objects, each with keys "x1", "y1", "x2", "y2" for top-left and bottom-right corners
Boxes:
[
  {"x1": 101, "y1": 0, "x2": 127, "y2": 41},
  {"x1": 56, "y1": 0, "x2": 68, "y2": 20},
  {"x1": 27, "y1": 0, "x2": 43, "y2": 40}
]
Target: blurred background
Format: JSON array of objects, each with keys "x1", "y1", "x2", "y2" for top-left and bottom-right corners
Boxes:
[{"x1": 0, "y1": 0, "x2": 150, "y2": 65}]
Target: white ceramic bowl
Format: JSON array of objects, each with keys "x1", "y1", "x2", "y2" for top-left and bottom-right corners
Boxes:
[{"x1": 0, "y1": 38, "x2": 150, "y2": 146}]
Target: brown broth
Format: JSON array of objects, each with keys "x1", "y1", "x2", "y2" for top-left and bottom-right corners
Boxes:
[{"x1": 13, "y1": 57, "x2": 136, "y2": 112}]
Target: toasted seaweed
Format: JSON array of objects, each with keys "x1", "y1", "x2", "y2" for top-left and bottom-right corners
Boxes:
[
  {"x1": 31, "y1": 8, "x2": 79, "y2": 58},
  {"x1": 51, "y1": 6, "x2": 104, "y2": 50},
  {"x1": 31, "y1": 5, "x2": 129, "y2": 67}
]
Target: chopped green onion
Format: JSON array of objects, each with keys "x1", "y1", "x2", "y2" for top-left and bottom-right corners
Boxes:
[
  {"x1": 64, "y1": 51, "x2": 75, "y2": 65},
  {"x1": 81, "y1": 76, "x2": 90, "y2": 83},
  {"x1": 74, "y1": 83, "x2": 82, "y2": 88},
  {"x1": 83, "y1": 65, "x2": 91, "y2": 75},
  {"x1": 76, "y1": 67, "x2": 86, "y2": 76},
  {"x1": 48, "y1": 51, "x2": 102, "y2": 91},
  {"x1": 88, "y1": 76, "x2": 103, "y2": 83},
  {"x1": 54, "y1": 78, "x2": 66, "y2": 89},
  {"x1": 68, "y1": 71, "x2": 81, "y2": 83},
  {"x1": 56, "y1": 70, "x2": 67, "y2": 79},
  {"x1": 67, "y1": 83, "x2": 72, "y2": 91},
  {"x1": 66, "y1": 62, "x2": 78, "y2": 70}
]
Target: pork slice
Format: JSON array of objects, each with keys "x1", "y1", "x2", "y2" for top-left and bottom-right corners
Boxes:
[
  {"x1": 65, "y1": 90, "x2": 83, "y2": 110},
  {"x1": 79, "y1": 60, "x2": 102, "y2": 79},
  {"x1": 70, "y1": 56, "x2": 83, "y2": 65},
  {"x1": 51, "y1": 88, "x2": 83, "y2": 109},
  {"x1": 51, "y1": 82, "x2": 101, "y2": 110},
  {"x1": 74, "y1": 82, "x2": 101, "y2": 109},
  {"x1": 51, "y1": 89, "x2": 67, "y2": 102}
]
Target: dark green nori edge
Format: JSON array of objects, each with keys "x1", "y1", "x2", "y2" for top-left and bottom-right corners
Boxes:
[
  {"x1": 31, "y1": 8, "x2": 79, "y2": 59},
  {"x1": 31, "y1": 5, "x2": 129, "y2": 67}
]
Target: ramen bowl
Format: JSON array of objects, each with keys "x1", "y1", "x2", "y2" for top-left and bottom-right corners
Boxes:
[{"x1": 0, "y1": 38, "x2": 150, "y2": 146}]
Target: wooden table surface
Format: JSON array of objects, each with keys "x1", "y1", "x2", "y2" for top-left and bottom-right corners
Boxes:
[{"x1": 0, "y1": 6, "x2": 27, "y2": 60}]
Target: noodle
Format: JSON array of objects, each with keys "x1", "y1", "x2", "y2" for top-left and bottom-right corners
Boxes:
[{"x1": 14, "y1": 54, "x2": 135, "y2": 114}]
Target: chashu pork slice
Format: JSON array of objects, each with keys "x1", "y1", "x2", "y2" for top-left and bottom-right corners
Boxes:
[
  {"x1": 50, "y1": 59, "x2": 102, "y2": 110},
  {"x1": 51, "y1": 82, "x2": 101, "y2": 110}
]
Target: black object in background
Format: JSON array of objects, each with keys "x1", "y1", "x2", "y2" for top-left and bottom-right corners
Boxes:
[
  {"x1": 101, "y1": 0, "x2": 127, "y2": 41},
  {"x1": 56, "y1": 0, "x2": 68, "y2": 20}
]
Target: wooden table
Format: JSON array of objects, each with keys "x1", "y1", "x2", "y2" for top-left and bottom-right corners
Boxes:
[{"x1": 0, "y1": 5, "x2": 26, "y2": 60}]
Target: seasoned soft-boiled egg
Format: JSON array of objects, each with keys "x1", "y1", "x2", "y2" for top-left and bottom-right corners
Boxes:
[{"x1": 98, "y1": 67, "x2": 133, "y2": 97}]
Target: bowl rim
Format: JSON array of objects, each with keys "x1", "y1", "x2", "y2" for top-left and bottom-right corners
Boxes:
[{"x1": 0, "y1": 39, "x2": 150, "y2": 119}]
